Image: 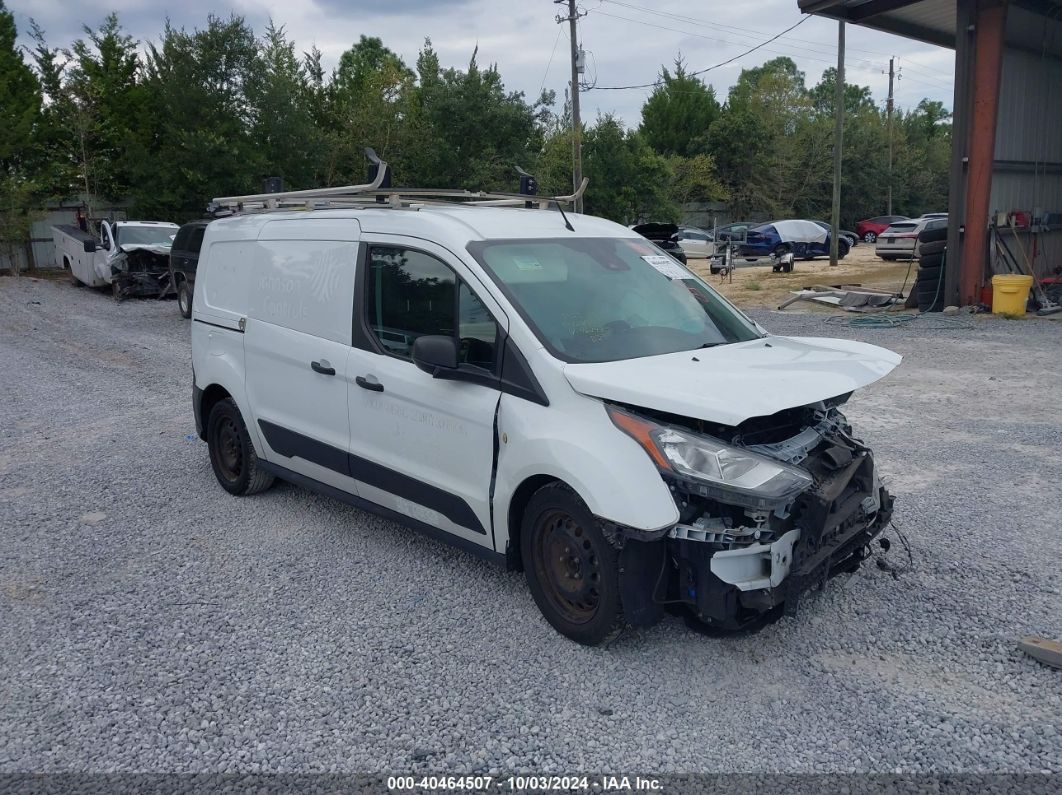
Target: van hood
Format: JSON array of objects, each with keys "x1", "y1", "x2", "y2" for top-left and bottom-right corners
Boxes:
[{"x1": 563, "y1": 335, "x2": 901, "y2": 426}]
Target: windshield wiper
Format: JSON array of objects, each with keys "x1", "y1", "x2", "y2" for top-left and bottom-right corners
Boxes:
[{"x1": 700, "y1": 341, "x2": 726, "y2": 348}]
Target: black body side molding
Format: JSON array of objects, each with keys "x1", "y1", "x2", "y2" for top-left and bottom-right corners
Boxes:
[
  {"x1": 257, "y1": 419, "x2": 487, "y2": 535},
  {"x1": 257, "y1": 460, "x2": 505, "y2": 567}
]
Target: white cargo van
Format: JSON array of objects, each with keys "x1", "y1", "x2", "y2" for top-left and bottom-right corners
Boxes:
[{"x1": 191, "y1": 170, "x2": 900, "y2": 645}]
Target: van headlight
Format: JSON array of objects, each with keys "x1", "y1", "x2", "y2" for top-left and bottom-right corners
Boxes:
[{"x1": 607, "y1": 406, "x2": 813, "y2": 508}]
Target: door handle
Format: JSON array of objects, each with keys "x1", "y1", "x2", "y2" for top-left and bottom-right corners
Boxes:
[
  {"x1": 311, "y1": 360, "x2": 335, "y2": 376},
  {"x1": 355, "y1": 375, "x2": 384, "y2": 392}
]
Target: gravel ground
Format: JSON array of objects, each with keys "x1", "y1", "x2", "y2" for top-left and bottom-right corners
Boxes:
[{"x1": 0, "y1": 275, "x2": 1060, "y2": 776}]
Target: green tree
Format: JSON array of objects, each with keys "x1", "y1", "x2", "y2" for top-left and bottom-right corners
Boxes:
[
  {"x1": 26, "y1": 20, "x2": 76, "y2": 199},
  {"x1": 137, "y1": 14, "x2": 261, "y2": 217},
  {"x1": 709, "y1": 57, "x2": 811, "y2": 219},
  {"x1": 578, "y1": 115, "x2": 672, "y2": 223},
  {"x1": 320, "y1": 36, "x2": 415, "y2": 185},
  {"x1": 407, "y1": 41, "x2": 548, "y2": 190},
  {"x1": 247, "y1": 22, "x2": 320, "y2": 190},
  {"x1": 65, "y1": 13, "x2": 146, "y2": 204},
  {"x1": 639, "y1": 59, "x2": 719, "y2": 157},
  {"x1": 0, "y1": 1, "x2": 41, "y2": 172},
  {"x1": 0, "y1": 0, "x2": 41, "y2": 270}
]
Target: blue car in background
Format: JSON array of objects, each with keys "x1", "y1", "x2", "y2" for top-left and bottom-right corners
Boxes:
[{"x1": 739, "y1": 219, "x2": 851, "y2": 260}]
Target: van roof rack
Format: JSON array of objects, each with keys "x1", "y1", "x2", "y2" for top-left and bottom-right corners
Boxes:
[{"x1": 209, "y1": 149, "x2": 588, "y2": 215}]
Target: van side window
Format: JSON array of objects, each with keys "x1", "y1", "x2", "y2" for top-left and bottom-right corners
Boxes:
[{"x1": 366, "y1": 246, "x2": 498, "y2": 369}]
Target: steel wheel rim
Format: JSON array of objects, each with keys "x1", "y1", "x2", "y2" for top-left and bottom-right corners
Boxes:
[
  {"x1": 213, "y1": 416, "x2": 243, "y2": 482},
  {"x1": 533, "y1": 509, "x2": 602, "y2": 625}
]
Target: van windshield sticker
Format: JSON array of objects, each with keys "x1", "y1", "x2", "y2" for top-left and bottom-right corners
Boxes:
[
  {"x1": 641, "y1": 255, "x2": 689, "y2": 280},
  {"x1": 513, "y1": 255, "x2": 543, "y2": 271}
]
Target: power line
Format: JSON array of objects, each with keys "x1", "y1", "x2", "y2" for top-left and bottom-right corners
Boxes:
[
  {"x1": 596, "y1": 0, "x2": 953, "y2": 96},
  {"x1": 588, "y1": 15, "x2": 813, "y2": 90},
  {"x1": 600, "y1": 0, "x2": 900, "y2": 61},
  {"x1": 592, "y1": 9, "x2": 851, "y2": 68},
  {"x1": 539, "y1": 26, "x2": 564, "y2": 96}
]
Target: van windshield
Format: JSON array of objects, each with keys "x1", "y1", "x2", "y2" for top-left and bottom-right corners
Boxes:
[{"x1": 468, "y1": 237, "x2": 762, "y2": 363}]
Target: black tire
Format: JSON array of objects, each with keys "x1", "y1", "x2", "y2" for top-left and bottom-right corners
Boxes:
[
  {"x1": 782, "y1": 261, "x2": 794, "y2": 273},
  {"x1": 838, "y1": 240, "x2": 850, "y2": 258},
  {"x1": 863, "y1": 231, "x2": 877, "y2": 243},
  {"x1": 917, "y1": 265, "x2": 943, "y2": 282},
  {"x1": 709, "y1": 267, "x2": 721, "y2": 275},
  {"x1": 177, "y1": 279, "x2": 193, "y2": 319},
  {"x1": 919, "y1": 225, "x2": 948, "y2": 244},
  {"x1": 917, "y1": 286, "x2": 944, "y2": 307},
  {"x1": 918, "y1": 239, "x2": 947, "y2": 256},
  {"x1": 918, "y1": 296, "x2": 945, "y2": 312},
  {"x1": 521, "y1": 482, "x2": 624, "y2": 646},
  {"x1": 207, "y1": 398, "x2": 275, "y2": 496},
  {"x1": 878, "y1": 254, "x2": 897, "y2": 261},
  {"x1": 919, "y1": 252, "x2": 945, "y2": 269},
  {"x1": 772, "y1": 243, "x2": 791, "y2": 258}
]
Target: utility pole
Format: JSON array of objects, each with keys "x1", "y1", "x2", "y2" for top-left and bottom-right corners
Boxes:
[
  {"x1": 886, "y1": 57, "x2": 895, "y2": 216},
  {"x1": 556, "y1": 0, "x2": 585, "y2": 213},
  {"x1": 830, "y1": 20, "x2": 845, "y2": 267}
]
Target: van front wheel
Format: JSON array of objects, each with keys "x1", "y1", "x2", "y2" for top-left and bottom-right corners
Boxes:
[
  {"x1": 207, "y1": 398, "x2": 274, "y2": 496},
  {"x1": 521, "y1": 483, "x2": 625, "y2": 646}
]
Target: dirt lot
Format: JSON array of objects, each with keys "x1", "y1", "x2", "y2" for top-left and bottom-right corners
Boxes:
[{"x1": 688, "y1": 244, "x2": 916, "y2": 309}]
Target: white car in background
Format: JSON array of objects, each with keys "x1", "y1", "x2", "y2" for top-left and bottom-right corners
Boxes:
[{"x1": 676, "y1": 226, "x2": 714, "y2": 258}]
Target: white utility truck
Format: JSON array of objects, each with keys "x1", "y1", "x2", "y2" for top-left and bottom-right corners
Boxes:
[{"x1": 53, "y1": 219, "x2": 179, "y2": 299}]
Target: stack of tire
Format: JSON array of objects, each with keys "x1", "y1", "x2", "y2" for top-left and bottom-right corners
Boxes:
[{"x1": 914, "y1": 224, "x2": 947, "y2": 312}]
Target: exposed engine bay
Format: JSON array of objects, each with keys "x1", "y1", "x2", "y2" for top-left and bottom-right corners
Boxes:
[
  {"x1": 613, "y1": 396, "x2": 894, "y2": 632},
  {"x1": 110, "y1": 247, "x2": 171, "y2": 300}
]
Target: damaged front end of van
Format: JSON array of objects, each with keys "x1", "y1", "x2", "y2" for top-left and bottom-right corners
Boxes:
[
  {"x1": 564, "y1": 335, "x2": 901, "y2": 633},
  {"x1": 607, "y1": 398, "x2": 893, "y2": 632}
]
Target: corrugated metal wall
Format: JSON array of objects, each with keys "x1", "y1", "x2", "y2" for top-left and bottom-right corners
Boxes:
[
  {"x1": 992, "y1": 39, "x2": 1062, "y2": 213},
  {"x1": 1, "y1": 204, "x2": 127, "y2": 272},
  {"x1": 991, "y1": 31, "x2": 1062, "y2": 280}
]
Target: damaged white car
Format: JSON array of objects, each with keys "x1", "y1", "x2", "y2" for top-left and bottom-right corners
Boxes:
[{"x1": 191, "y1": 177, "x2": 900, "y2": 646}]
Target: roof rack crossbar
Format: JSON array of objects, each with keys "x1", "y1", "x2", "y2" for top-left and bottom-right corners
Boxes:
[
  {"x1": 211, "y1": 163, "x2": 389, "y2": 207},
  {"x1": 210, "y1": 165, "x2": 589, "y2": 215}
]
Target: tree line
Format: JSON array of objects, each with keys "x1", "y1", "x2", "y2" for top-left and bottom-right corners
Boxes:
[{"x1": 1, "y1": 2, "x2": 951, "y2": 259}]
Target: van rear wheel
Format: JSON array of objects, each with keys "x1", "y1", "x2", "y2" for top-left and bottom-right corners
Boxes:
[
  {"x1": 207, "y1": 398, "x2": 274, "y2": 496},
  {"x1": 521, "y1": 482, "x2": 624, "y2": 646}
]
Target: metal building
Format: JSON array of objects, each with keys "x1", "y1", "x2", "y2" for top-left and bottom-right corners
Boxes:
[{"x1": 799, "y1": 0, "x2": 1062, "y2": 308}]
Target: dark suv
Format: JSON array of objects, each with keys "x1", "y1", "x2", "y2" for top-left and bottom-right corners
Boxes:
[{"x1": 170, "y1": 220, "x2": 209, "y2": 318}]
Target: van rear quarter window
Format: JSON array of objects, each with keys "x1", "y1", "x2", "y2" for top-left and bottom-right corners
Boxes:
[{"x1": 247, "y1": 239, "x2": 356, "y2": 343}]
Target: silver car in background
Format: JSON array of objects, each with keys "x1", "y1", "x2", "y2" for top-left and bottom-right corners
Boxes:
[{"x1": 875, "y1": 216, "x2": 947, "y2": 260}]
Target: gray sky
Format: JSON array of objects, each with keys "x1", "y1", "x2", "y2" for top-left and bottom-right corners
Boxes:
[{"x1": 9, "y1": 0, "x2": 956, "y2": 125}]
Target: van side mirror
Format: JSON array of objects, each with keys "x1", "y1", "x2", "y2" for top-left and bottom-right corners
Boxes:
[
  {"x1": 412, "y1": 335, "x2": 458, "y2": 376},
  {"x1": 83, "y1": 239, "x2": 96, "y2": 253}
]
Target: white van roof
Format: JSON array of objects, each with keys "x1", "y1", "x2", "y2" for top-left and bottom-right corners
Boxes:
[{"x1": 205, "y1": 206, "x2": 638, "y2": 251}]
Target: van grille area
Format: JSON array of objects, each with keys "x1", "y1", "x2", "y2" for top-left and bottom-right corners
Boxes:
[{"x1": 659, "y1": 426, "x2": 893, "y2": 631}]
